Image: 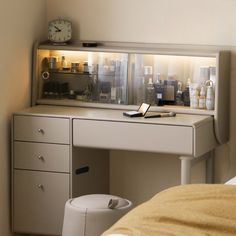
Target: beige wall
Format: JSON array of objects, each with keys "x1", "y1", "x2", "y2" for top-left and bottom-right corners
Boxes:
[
  {"x1": 46, "y1": 0, "x2": 236, "y2": 204},
  {"x1": 46, "y1": 0, "x2": 236, "y2": 45},
  {"x1": 0, "y1": 1, "x2": 47, "y2": 235}
]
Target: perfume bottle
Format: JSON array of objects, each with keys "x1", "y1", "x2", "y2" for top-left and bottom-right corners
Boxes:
[
  {"x1": 183, "y1": 78, "x2": 191, "y2": 106},
  {"x1": 61, "y1": 56, "x2": 70, "y2": 71},
  {"x1": 154, "y1": 73, "x2": 164, "y2": 106},
  {"x1": 176, "y1": 81, "x2": 184, "y2": 106},
  {"x1": 163, "y1": 75, "x2": 177, "y2": 105},
  {"x1": 198, "y1": 86, "x2": 206, "y2": 109},
  {"x1": 146, "y1": 78, "x2": 155, "y2": 105}
]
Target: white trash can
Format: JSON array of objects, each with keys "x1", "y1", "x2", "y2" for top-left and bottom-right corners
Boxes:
[{"x1": 62, "y1": 194, "x2": 133, "y2": 236}]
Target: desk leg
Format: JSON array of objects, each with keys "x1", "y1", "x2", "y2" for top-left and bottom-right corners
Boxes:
[
  {"x1": 206, "y1": 150, "x2": 214, "y2": 183},
  {"x1": 180, "y1": 152, "x2": 214, "y2": 185},
  {"x1": 179, "y1": 156, "x2": 194, "y2": 185}
]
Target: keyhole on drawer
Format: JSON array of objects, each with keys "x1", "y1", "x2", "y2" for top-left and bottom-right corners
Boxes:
[
  {"x1": 37, "y1": 155, "x2": 44, "y2": 161},
  {"x1": 37, "y1": 184, "x2": 44, "y2": 190},
  {"x1": 37, "y1": 128, "x2": 44, "y2": 134}
]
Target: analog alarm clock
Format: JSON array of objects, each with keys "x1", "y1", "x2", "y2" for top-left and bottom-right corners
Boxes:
[{"x1": 48, "y1": 19, "x2": 72, "y2": 44}]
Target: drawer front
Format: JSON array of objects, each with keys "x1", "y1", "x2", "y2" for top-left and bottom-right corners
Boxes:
[
  {"x1": 73, "y1": 119, "x2": 193, "y2": 155},
  {"x1": 14, "y1": 115, "x2": 70, "y2": 144},
  {"x1": 13, "y1": 170, "x2": 69, "y2": 235},
  {"x1": 14, "y1": 141, "x2": 70, "y2": 172}
]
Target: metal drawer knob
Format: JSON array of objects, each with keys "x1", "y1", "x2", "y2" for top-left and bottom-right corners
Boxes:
[
  {"x1": 37, "y1": 155, "x2": 44, "y2": 161},
  {"x1": 37, "y1": 184, "x2": 44, "y2": 190},
  {"x1": 37, "y1": 128, "x2": 44, "y2": 134}
]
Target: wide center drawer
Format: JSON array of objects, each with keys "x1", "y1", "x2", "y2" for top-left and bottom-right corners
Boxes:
[
  {"x1": 73, "y1": 119, "x2": 193, "y2": 155},
  {"x1": 14, "y1": 115, "x2": 70, "y2": 144},
  {"x1": 14, "y1": 141, "x2": 70, "y2": 172}
]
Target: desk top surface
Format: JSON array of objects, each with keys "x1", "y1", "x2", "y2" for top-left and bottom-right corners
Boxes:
[{"x1": 15, "y1": 105, "x2": 213, "y2": 128}]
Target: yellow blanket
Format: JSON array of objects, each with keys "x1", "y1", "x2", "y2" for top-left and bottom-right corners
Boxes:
[{"x1": 102, "y1": 184, "x2": 236, "y2": 236}]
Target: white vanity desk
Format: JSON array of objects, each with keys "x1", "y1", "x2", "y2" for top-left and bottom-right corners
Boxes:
[
  {"x1": 12, "y1": 42, "x2": 230, "y2": 235},
  {"x1": 14, "y1": 104, "x2": 217, "y2": 185},
  {"x1": 11, "y1": 104, "x2": 220, "y2": 235}
]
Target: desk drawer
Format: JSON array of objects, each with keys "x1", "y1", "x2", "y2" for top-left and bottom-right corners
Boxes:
[
  {"x1": 14, "y1": 141, "x2": 69, "y2": 172},
  {"x1": 73, "y1": 119, "x2": 193, "y2": 155},
  {"x1": 13, "y1": 170, "x2": 69, "y2": 235},
  {"x1": 14, "y1": 115, "x2": 70, "y2": 144}
]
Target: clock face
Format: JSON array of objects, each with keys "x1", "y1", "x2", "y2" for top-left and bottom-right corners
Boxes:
[{"x1": 48, "y1": 19, "x2": 72, "y2": 43}]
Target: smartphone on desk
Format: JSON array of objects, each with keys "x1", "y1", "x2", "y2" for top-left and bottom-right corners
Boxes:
[{"x1": 123, "y1": 103, "x2": 151, "y2": 117}]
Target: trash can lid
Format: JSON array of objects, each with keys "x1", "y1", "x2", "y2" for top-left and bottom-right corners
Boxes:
[{"x1": 71, "y1": 194, "x2": 131, "y2": 210}]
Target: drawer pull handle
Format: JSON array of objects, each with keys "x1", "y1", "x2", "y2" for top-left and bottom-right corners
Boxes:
[
  {"x1": 37, "y1": 128, "x2": 44, "y2": 134},
  {"x1": 37, "y1": 184, "x2": 44, "y2": 190},
  {"x1": 37, "y1": 155, "x2": 44, "y2": 161},
  {"x1": 75, "y1": 166, "x2": 89, "y2": 175}
]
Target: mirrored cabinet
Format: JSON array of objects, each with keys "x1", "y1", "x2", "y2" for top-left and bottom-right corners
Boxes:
[
  {"x1": 130, "y1": 53, "x2": 216, "y2": 107},
  {"x1": 35, "y1": 48, "x2": 128, "y2": 105},
  {"x1": 32, "y1": 42, "x2": 230, "y2": 144}
]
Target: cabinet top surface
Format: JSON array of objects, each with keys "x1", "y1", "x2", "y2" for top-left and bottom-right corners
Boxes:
[
  {"x1": 38, "y1": 41, "x2": 227, "y2": 57},
  {"x1": 14, "y1": 105, "x2": 212, "y2": 128}
]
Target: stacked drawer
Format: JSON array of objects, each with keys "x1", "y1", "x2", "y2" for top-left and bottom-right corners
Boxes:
[{"x1": 13, "y1": 115, "x2": 70, "y2": 235}]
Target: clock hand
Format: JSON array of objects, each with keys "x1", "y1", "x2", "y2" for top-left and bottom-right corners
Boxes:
[{"x1": 54, "y1": 26, "x2": 61, "y2": 32}]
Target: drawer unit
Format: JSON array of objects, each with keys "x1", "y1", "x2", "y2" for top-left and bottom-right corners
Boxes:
[
  {"x1": 12, "y1": 114, "x2": 71, "y2": 236},
  {"x1": 14, "y1": 115, "x2": 70, "y2": 144},
  {"x1": 73, "y1": 119, "x2": 193, "y2": 155},
  {"x1": 13, "y1": 170, "x2": 69, "y2": 235},
  {"x1": 14, "y1": 141, "x2": 70, "y2": 172},
  {"x1": 12, "y1": 111, "x2": 110, "y2": 236}
]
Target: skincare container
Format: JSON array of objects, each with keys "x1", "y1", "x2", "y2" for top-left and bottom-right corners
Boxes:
[
  {"x1": 205, "y1": 80, "x2": 214, "y2": 110},
  {"x1": 146, "y1": 78, "x2": 155, "y2": 105},
  {"x1": 154, "y1": 73, "x2": 164, "y2": 106},
  {"x1": 176, "y1": 81, "x2": 184, "y2": 106},
  {"x1": 198, "y1": 86, "x2": 206, "y2": 109}
]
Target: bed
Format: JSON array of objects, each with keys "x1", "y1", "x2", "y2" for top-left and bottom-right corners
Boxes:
[{"x1": 101, "y1": 184, "x2": 236, "y2": 236}]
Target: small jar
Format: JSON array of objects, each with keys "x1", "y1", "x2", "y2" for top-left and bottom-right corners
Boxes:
[
  {"x1": 48, "y1": 56, "x2": 58, "y2": 70},
  {"x1": 71, "y1": 62, "x2": 80, "y2": 73},
  {"x1": 83, "y1": 61, "x2": 89, "y2": 73}
]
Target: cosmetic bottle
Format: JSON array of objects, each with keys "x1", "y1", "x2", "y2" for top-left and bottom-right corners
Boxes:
[
  {"x1": 110, "y1": 80, "x2": 117, "y2": 103},
  {"x1": 205, "y1": 80, "x2": 214, "y2": 110},
  {"x1": 198, "y1": 86, "x2": 206, "y2": 109},
  {"x1": 183, "y1": 78, "x2": 191, "y2": 106},
  {"x1": 163, "y1": 75, "x2": 177, "y2": 105},
  {"x1": 154, "y1": 73, "x2": 164, "y2": 106},
  {"x1": 190, "y1": 88, "x2": 199, "y2": 109},
  {"x1": 209, "y1": 66, "x2": 216, "y2": 85},
  {"x1": 48, "y1": 56, "x2": 58, "y2": 71},
  {"x1": 83, "y1": 61, "x2": 89, "y2": 73},
  {"x1": 176, "y1": 81, "x2": 184, "y2": 106},
  {"x1": 61, "y1": 56, "x2": 70, "y2": 71},
  {"x1": 146, "y1": 78, "x2": 155, "y2": 105}
]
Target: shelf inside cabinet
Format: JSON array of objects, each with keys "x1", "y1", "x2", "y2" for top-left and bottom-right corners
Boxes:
[
  {"x1": 49, "y1": 70, "x2": 94, "y2": 76},
  {"x1": 48, "y1": 70, "x2": 119, "y2": 77},
  {"x1": 36, "y1": 98, "x2": 215, "y2": 116}
]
